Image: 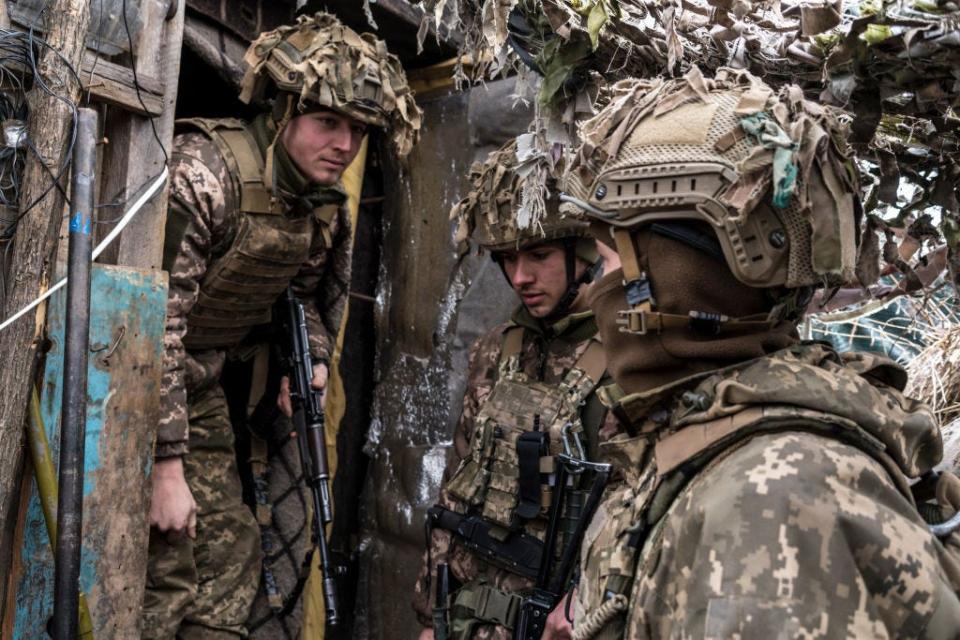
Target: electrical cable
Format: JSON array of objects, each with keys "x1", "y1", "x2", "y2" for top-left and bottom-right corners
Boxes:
[
  {"x1": 121, "y1": 0, "x2": 169, "y2": 166},
  {"x1": 0, "y1": 167, "x2": 168, "y2": 334}
]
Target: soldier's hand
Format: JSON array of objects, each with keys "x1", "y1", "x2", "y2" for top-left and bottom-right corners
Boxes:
[
  {"x1": 149, "y1": 457, "x2": 198, "y2": 541},
  {"x1": 543, "y1": 588, "x2": 576, "y2": 640},
  {"x1": 278, "y1": 375, "x2": 293, "y2": 417},
  {"x1": 417, "y1": 628, "x2": 434, "y2": 640},
  {"x1": 312, "y1": 363, "x2": 328, "y2": 408},
  {"x1": 278, "y1": 364, "x2": 328, "y2": 416}
]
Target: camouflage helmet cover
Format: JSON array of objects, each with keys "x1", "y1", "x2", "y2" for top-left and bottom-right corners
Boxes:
[
  {"x1": 566, "y1": 66, "x2": 861, "y2": 290},
  {"x1": 240, "y1": 12, "x2": 422, "y2": 157},
  {"x1": 452, "y1": 136, "x2": 592, "y2": 253}
]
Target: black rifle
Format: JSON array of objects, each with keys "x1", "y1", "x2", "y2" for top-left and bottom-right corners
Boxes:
[
  {"x1": 279, "y1": 286, "x2": 341, "y2": 626},
  {"x1": 514, "y1": 454, "x2": 611, "y2": 640},
  {"x1": 433, "y1": 563, "x2": 451, "y2": 640}
]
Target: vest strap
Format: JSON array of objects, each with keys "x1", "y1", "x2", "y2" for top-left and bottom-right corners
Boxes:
[
  {"x1": 175, "y1": 117, "x2": 280, "y2": 215},
  {"x1": 452, "y1": 583, "x2": 522, "y2": 630},
  {"x1": 501, "y1": 325, "x2": 525, "y2": 360},
  {"x1": 574, "y1": 340, "x2": 607, "y2": 385}
]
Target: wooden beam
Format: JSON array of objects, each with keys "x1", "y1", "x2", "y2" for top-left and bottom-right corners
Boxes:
[{"x1": 80, "y1": 50, "x2": 164, "y2": 117}]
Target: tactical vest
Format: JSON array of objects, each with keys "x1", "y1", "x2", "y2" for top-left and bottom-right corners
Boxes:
[
  {"x1": 446, "y1": 324, "x2": 607, "y2": 535},
  {"x1": 436, "y1": 325, "x2": 608, "y2": 637},
  {"x1": 174, "y1": 118, "x2": 339, "y2": 352},
  {"x1": 573, "y1": 343, "x2": 960, "y2": 640}
]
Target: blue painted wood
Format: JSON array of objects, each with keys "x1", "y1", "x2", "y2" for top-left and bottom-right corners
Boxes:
[{"x1": 14, "y1": 264, "x2": 167, "y2": 639}]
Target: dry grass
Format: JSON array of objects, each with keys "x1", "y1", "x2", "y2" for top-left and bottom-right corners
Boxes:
[{"x1": 906, "y1": 325, "x2": 960, "y2": 428}]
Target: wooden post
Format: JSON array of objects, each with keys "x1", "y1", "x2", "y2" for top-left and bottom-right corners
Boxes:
[
  {"x1": 100, "y1": 0, "x2": 184, "y2": 269},
  {"x1": 0, "y1": 0, "x2": 92, "y2": 618}
]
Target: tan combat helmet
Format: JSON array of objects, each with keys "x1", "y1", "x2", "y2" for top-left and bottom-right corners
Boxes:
[
  {"x1": 453, "y1": 137, "x2": 602, "y2": 316},
  {"x1": 564, "y1": 67, "x2": 861, "y2": 332},
  {"x1": 240, "y1": 12, "x2": 422, "y2": 158}
]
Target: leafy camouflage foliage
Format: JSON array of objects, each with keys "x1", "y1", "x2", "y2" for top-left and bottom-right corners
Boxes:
[{"x1": 411, "y1": 0, "x2": 959, "y2": 300}]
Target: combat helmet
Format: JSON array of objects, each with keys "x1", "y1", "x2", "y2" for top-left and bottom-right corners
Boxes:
[
  {"x1": 453, "y1": 136, "x2": 603, "y2": 317},
  {"x1": 564, "y1": 66, "x2": 861, "y2": 333},
  {"x1": 240, "y1": 12, "x2": 422, "y2": 158}
]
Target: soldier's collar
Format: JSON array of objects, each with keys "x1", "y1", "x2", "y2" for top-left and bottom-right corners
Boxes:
[
  {"x1": 511, "y1": 306, "x2": 598, "y2": 342},
  {"x1": 251, "y1": 112, "x2": 310, "y2": 198}
]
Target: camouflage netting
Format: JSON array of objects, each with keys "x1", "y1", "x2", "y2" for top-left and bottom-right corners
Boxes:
[
  {"x1": 241, "y1": 11, "x2": 423, "y2": 157},
  {"x1": 450, "y1": 136, "x2": 590, "y2": 252},
  {"x1": 411, "y1": 0, "x2": 960, "y2": 306}
]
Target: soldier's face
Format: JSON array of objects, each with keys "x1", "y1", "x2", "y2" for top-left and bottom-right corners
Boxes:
[
  {"x1": 500, "y1": 243, "x2": 588, "y2": 318},
  {"x1": 280, "y1": 109, "x2": 367, "y2": 185}
]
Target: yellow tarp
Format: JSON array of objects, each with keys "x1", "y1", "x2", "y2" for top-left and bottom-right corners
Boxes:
[{"x1": 302, "y1": 137, "x2": 367, "y2": 639}]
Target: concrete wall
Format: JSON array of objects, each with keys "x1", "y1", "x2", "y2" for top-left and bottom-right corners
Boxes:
[{"x1": 354, "y1": 79, "x2": 532, "y2": 638}]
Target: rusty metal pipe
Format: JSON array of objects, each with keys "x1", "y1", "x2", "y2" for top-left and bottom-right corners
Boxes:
[
  {"x1": 28, "y1": 388, "x2": 95, "y2": 638},
  {"x1": 53, "y1": 107, "x2": 97, "y2": 640}
]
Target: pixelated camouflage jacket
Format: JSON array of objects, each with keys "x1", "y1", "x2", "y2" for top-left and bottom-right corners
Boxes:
[
  {"x1": 575, "y1": 342, "x2": 960, "y2": 640},
  {"x1": 412, "y1": 306, "x2": 626, "y2": 632},
  {"x1": 158, "y1": 114, "x2": 352, "y2": 458}
]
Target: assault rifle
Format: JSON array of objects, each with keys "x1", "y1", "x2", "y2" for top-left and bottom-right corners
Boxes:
[
  {"x1": 279, "y1": 286, "x2": 341, "y2": 626},
  {"x1": 514, "y1": 453, "x2": 611, "y2": 639},
  {"x1": 427, "y1": 449, "x2": 611, "y2": 639}
]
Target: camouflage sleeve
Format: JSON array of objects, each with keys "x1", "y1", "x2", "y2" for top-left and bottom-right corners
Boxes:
[
  {"x1": 157, "y1": 132, "x2": 235, "y2": 458},
  {"x1": 290, "y1": 202, "x2": 352, "y2": 365},
  {"x1": 411, "y1": 326, "x2": 505, "y2": 626},
  {"x1": 625, "y1": 431, "x2": 960, "y2": 639}
]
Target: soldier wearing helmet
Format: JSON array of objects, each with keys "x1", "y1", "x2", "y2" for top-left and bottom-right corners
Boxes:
[
  {"x1": 145, "y1": 12, "x2": 420, "y2": 637},
  {"x1": 565, "y1": 67, "x2": 960, "y2": 639},
  {"x1": 411, "y1": 138, "x2": 627, "y2": 640}
]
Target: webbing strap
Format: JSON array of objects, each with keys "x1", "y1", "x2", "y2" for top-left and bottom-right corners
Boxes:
[
  {"x1": 612, "y1": 227, "x2": 776, "y2": 336},
  {"x1": 246, "y1": 344, "x2": 271, "y2": 417},
  {"x1": 612, "y1": 229, "x2": 642, "y2": 285},
  {"x1": 620, "y1": 309, "x2": 775, "y2": 336},
  {"x1": 453, "y1": 584, "x2": 521, "y2": 630},
  {"x1": 315, "y1": 204, "x2": 338, "y2": 249},
  {"x1": 314, "y1": 203, "x2": 339, "y2": 225},
  {"x1": 216, "y1": 127, "x2": 278, "y2": 215},
  {"x1": 612, "y1": 229, "x2": 656, "y2": 313},
  {"x1": 574, "y1": 340, "x2": 607, "y2": 385},
  {"x1": 501, "y1": 325, "x2": 525, "y2": 360}
]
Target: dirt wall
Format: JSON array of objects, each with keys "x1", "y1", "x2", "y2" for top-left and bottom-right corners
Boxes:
[{"x1": 354, "y1": 78, "x2": 532, "y2": 638}]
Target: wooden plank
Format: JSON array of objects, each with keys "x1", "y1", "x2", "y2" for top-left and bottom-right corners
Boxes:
[
  {"x1": 98, "y1": 0, "x2": 184, "y2": 270},
  {"x1": 81, "y1": 51, "x2": 164, "y2": 117},
  {"x1": 12, "y1": 265, "x2": 167, "y2": 639}
]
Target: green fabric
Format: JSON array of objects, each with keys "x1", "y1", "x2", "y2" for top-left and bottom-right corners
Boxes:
[
  {"x1": 450, "y1": 582, "x2": 521, "y2": 631},
  {"x1": 739, "y1": 113, "x2": 799, "y2": 209},
  {"x1": 510, "y1": 306, "x2": 599, "y2": 345}
]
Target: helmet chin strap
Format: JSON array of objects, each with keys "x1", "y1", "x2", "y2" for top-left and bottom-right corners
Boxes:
[
  {"x1": 545, "y1": 239, "x2": 604, "y2": 321},
  {"x1": 264, "y1": 94, "x2": 296, "y2": 200}
]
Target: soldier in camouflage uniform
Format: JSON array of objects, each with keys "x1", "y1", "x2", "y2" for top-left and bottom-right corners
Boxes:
[
  {"x1": 562, "y1": 67, "x2": 960, "y2": 639},
  {"x1": 412, "y1": 140, "x2": 627, "y2": 640},
  {"x1": 145, "y1": 13, "x2": 420, "y2": 638}
]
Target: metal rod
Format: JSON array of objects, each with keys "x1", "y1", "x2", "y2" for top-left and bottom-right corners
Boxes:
[
  {"x1": 53, "y1": 107, "x2": 97, "y2": 640},
  {"x1": 28, "y1": 388, "x2": 95, "y2": 638}
]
